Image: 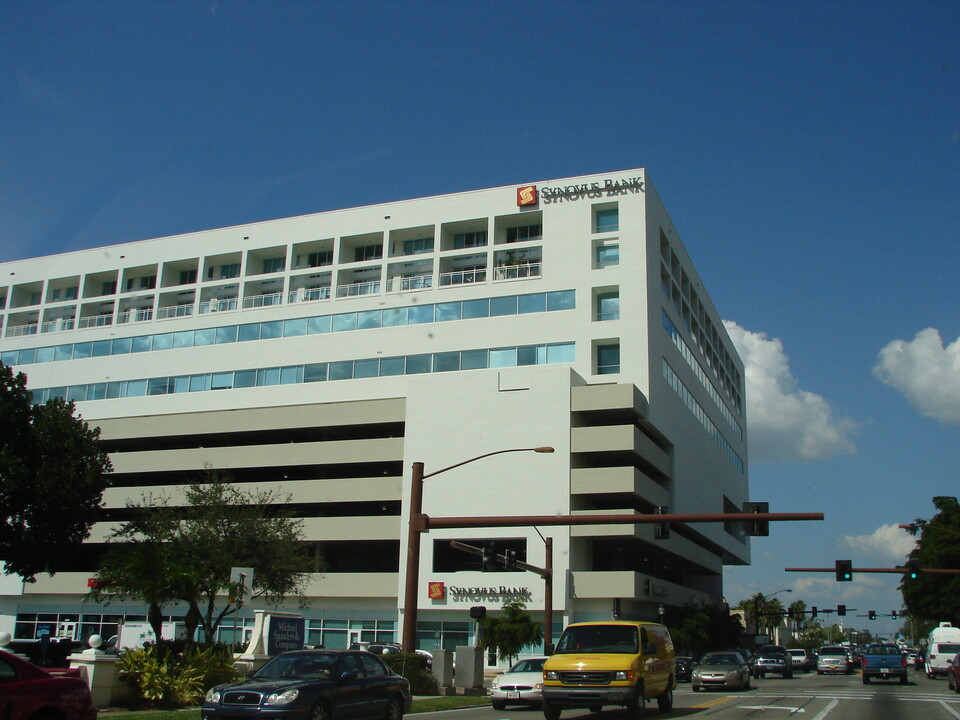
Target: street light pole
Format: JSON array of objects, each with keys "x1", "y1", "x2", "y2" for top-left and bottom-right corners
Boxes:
[
  {"x1": 401, "y1": 446, "x2": 555, "y2": 654},
  {"x1": 754, "y1": 588, "x2": 792, "y2": 642}
]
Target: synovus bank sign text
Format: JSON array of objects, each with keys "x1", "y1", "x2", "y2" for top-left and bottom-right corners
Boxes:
[{"x1": 539, "y1": 176, "x2": 644, "y2": 204}]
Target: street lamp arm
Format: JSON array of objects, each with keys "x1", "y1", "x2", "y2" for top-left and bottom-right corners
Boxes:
[{"x1": 422, "y1": 446, "x2": 554, "y2": 480}]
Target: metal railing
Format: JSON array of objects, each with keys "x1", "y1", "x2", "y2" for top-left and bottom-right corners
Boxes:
[
  {"x1": 156, "y1": 304, "x2": 194, "y2": 320},
  {"x1": 116, "y1": 308, "x2": 154, "y2": 324},
  {"x1": 199, "y1": 298, "x2": 238, "y2": 314},
  {"x1": 77, "y1": 314, "x2": 114, "y2": 329},
  {"x1": 336, "y1": 281, "x2": 381, "y2": 298},
  {"x1": 6, "y1": 323, "x2": 39, "y2": 337},
  {"x1": 438, "y1": 268, "x2": 487, "y2": 286},
  {"x1": 288, "y1": 287, "x2": 332, "y2": 303},
  {"x1": 389, "y1": 275, "x2": 433, "y2": 292},
  {"x1": 41, "y1": 318, "x2": 76, "y2": 333},
  {"x1": 242, "y1": 292, "x2": 284, "y2": 309},
  {"x1": 493, "y1": 261, "x2": 542, "y2": 281}
]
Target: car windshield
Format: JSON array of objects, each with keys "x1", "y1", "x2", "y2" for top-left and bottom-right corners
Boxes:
[
  {"x1": 256, "y1": 652, "x2": 339, "y2": 679},
  {"x1": 701, "y1": 654, "x2": 740, "y2": 665},
  {"x1": 555, "y1": 626, "x2": 639, "y2": 654},
  {"x1": 866, "y1": 645, "x2": 901, "y2": 655},
  {"x1": 510, "y1": 658, "x2": 545, "y2": 673}
]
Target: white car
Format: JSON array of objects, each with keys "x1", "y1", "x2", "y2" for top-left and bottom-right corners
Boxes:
[
  {"x1": 788, "y1": 648, "x2": 812, "y2": 672},
  {"x1": 489, "y1": 657, "x2": 547, "y2": 710}
]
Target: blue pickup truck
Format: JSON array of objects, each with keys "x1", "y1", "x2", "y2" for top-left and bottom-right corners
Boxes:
[{"x1": 860, "y1": 644, "x2": 908, "y2": 684}]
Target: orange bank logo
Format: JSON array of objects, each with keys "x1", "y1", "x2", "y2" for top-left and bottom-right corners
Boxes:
[
  {"x1": 428, "y1": 581, "x2": 446, "y2": 599},
  {"x1": 517, "y1": 185, "x2": 538, "y2": 207}
]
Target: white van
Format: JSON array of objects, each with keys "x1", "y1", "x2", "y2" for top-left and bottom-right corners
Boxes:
[{"x1": 925, "y1": 622, "x2": 960, "y2": 678}]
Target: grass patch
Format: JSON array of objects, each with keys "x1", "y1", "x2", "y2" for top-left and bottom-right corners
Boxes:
[{"x1": 97, "y1": 695, "x2": 491, "y2": 719}]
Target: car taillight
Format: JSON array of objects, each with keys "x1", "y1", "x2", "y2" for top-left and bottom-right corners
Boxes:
[
  {"x1": 862, "y1": 657, "x2": 869, "y2": 668},
  {"x1": 901, "y1": 656, "x2": 907, "y2": 668}
]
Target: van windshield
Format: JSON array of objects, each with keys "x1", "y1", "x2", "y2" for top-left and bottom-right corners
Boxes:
[{"x1": 555, "y1": 625, "x2": 639, "y2": 654}]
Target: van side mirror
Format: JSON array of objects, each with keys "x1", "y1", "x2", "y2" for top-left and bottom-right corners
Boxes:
[{"x1": 642, "y1": 642, "x2": 657, "y2": 655}]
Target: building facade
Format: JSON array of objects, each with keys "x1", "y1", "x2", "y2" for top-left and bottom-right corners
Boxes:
[{"x1": 0, "y1": 168, "x2": 748, "y2": 661}]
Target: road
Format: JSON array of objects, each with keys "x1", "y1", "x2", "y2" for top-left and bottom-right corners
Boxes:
[{"x1": 429, "y1": 667, "x2": 960, "y2": 720}]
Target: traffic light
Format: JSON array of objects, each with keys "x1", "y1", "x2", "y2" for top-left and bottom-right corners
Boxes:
[
  {"x1": 655, "y1": 505, "x2": 670, "y2": 540},
  {"x1": 481, "y1": 543, "x2": 497, "y2": 571},
  {"x1": 503, "y1": 549, "x2": 517, "y2": 570},
  {"x1": 835, "y1": 559, "x2": 853, "y2": 582},
  {"x1": 891, "y1": 610, "x2": 898, "y2": 619},
  {"x1": 743, "y1": 501, "x2": 769, "y2": 536},
  {"x1": 811, "y1": 606, "x2": 818, "y2": 619},
  {"x1": 904, "y1": 558, "x2": 920, "y2": 580},
  {"x1": 868, "y1": 610, "x2": 877, "y2": 620},
  {"x1": 837, "y1": 604, "x2": 846, "y2": 616},
  {"x1": 469, "y1": 605, "x2": 486, "y2": 620}
]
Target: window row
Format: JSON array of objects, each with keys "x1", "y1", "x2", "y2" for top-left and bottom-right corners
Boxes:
[
  {"x1": 2, "y1": 290, "x2": 576, "y2": 368},
  {"x1": 662, "y1": 360, "x2": 744, "y2": 475},
  {"x1": 29, "y1": 342, "x2": 577, "y2": 404}
]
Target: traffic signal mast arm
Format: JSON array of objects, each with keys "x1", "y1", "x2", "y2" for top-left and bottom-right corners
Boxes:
[
  {"x1": 449, "y1": 540, "x2": 550, "y2": 578},
  {"x1": 785, "y1": 566, "x2": 960, "y2": 574},
  {"x1": 421, "y1": 511, "x2": 822, "y2": 531}
]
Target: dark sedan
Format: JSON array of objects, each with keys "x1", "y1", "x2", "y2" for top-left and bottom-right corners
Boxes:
[
  {"x1": 675, "y1": 656, "x2": 693, "y2": 682},
  {"x1": 202, "y1": 650, "x2": 412, "y2": 720}
]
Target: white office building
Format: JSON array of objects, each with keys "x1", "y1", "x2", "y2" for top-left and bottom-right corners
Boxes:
[{"x1": 0, "y1": 168, "x2": 748, "y2": 659}]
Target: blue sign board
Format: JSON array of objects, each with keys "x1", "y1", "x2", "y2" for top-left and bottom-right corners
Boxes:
[{"x1": 267, "y1": 616, "x2": 305, "y2": 655}]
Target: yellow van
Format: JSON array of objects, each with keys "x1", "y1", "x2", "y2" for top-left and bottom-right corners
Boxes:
[{"x1": 541, "y1": 620, "x2": 675, "y2": 718}]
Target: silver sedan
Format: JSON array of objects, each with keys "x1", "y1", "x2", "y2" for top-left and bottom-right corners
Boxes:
[{"x1": 692, "y1": 652, "x2": 751, "y2": 691}]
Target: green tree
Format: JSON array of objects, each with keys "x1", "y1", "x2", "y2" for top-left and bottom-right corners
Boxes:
[
  {"x1": 477, "y1": 601, "x2": 542, "y2": 665},
  {"x1": 665, "y1": 604, "x2": 744, "y2": 656},
  {"x1": 901, "y1": 496, "x2": 960, "y2": 622},
  {"x1": 94, "y1": 472, "x2": 311, "y2": 642},
  {"x1": 736, "y1": 594, "x2": 787, "y2": 638},
  {"x1": 0, "y1": 362, "x2": 112, "y2": 580}
]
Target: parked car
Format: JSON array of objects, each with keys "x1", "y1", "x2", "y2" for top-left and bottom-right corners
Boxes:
[
  {"x1": 202, "y1": 649, "x2": 412, "y2": 720},
  {"x1": 948, "y1": 654, "x2": 960, "y2": 693},
  {"x1": 787, "y1": 648, "x2": 813, "y2": 672},
  {"x1": 692, "y1": 651, "x2": 751, "y2": 691},
  {"x1": 675, "y1": 656, "x2": 694, "y2": 682},
  {"x1": 753, "y1": 645, "x2": 792, "y2": 678},
  {"x1": 489, "y1": 657, "x2": 547, "y2": 710},
  {"x1": 0, "y1": 648, "x2": 96, "y2": 720},
  {"x1": 817, "y1": 646, "x2": 851, "y2": 675}
]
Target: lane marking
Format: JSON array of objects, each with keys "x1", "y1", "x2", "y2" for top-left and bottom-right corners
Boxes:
[
  {"x1": 690, "y1": 695, "x2": 735, "y2": 708},
  {"x1": 810, "y1": 699, "x2": 839, "y2": 720},
  {"x1": 939, "y1": 700, "x2": 960, "y2": 719},
  {"x1": 739, "y1": 707, "x2": 805, "y2": 713}
]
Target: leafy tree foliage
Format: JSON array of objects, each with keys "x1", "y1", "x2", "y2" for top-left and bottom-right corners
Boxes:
[
  {"x1": 901, "y1": 496, "x2": 960, "y2": 623},
  {"x1": 477, "y1": 601, "x2": 542, "y2": 665},
  {"x1": 93, "y1": 472, "x2": 311, "y2": 643},
  {"x1": 735, "y1": 593, "x2": 788, "y2": 637},
  {"x1": 664, "y1": 603, "x2": 744, "y2": 656},
  {"x1": 0, "y1": 362, "x2": 112, "y2": 580}
]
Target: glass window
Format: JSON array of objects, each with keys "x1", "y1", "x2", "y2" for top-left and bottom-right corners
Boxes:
[
  {"x1": 147, "y1": 378, "x2": 169, "y2": 395},
  {"x1": 130, "y1": 336, "x2": 151, "y2": 353},
  {"x1": 597, "y1": 343, "x2": 621, "y2": 375},
  {"x1": 88, "y1": 383, "x2": 107, "y2": 400},
  {"x1": 379, "y1": 357, "x2": 405, "y2": 376},
  {"x1": 433, "y1": 352, "x2": 460, "y2": 372},
  {"x1": 332, "y1": 313, "x2": 358, "y2": 332},
  {"x1": 405, "y1": 354, "x2": 432, "y2": 374},
  {"x1": 382, "y1": 308, "x2": 408, "y2": 327},
  {"x1": 308, "y1": 315, "x2": 331, "y2": 334},
  {"x1": 256, "y1": 368, "x2": 280, "y2": 386},
  {"x1": 547, "y1": 343, "x2": 575, "y2": 363},
  {"x1": 408, "y1": 306, "x2": 433, "y2": 325},
  {"x1": 238, "y1": 324, "x2": 260, "y2": 342},
  {"x1": 517, "y1": 345, "x2": 541, "y2": 366},
  {"x1": 1, "y1": 351, "x2": 17, "y2": 366},
  {"x1": 595, "y1": 243, "x2": 620, "y2": 267},
  {"x1": 234, "y1": 370, "x2": 257, "y2": 388},
  {"x1": 461, "y1": 299, "x2": 489, "y2": 319},
  {"x1": 194, "y1": 328, "x2": 216, "y2": 346},
  {"x1": 66, "y1": 386, "x2": 87, "y2": 402},
  {"x1": 90, "y1": 340, "x2": 112, "y2": 357},
  {"x1": 280, "y1": 366, "x2": 302, "y2": 384},
  {"x1": 489, "y1": 348, "x2": 517, "y2": 368},
  {"x1": 518, "y1": 293, "x2": 546, "y2": 314},
  {"x1": 354, "y1": 359, "x2": 379, "y2": 378},
  {"x1": 547, "y1": 290, "x2": 575, "y2": 311},
  {"x1": 112, "y1": 337, "x2": 132, "y2": 354},
  {"x1": 595, "y1": 207, "x2": 619, "y2": 233},
  {"x1": 211, "y1": 372, "x2": 233, "y2": 390},
  {"x1": 54, "y1": 344, "x2": 73, "y2": 361},
  {"x1": 189, "y1": 375, "x2": 210, "y2": 392},
  {"x1": 36, "y1": 346, "x2": 56, "y2": 362},
  {"x1": 125, "y1": 379, "x2": 147, "y2": 396},
  {"x1": 72, "y1": 342, "x2": 92, "y2": 359},
  {"x1": 283, "y1": 318, "x2": 307, "y2": 337},
  {"x1": 461, "y1": 349, "x2": 488, "y2": 370},
  {"x1": 357, "y1": 311, "x2": 381, "y2": 330},
  {"x1": 435, "y1": 302, "x2": 461, "y2": 322},
  {"x1": 216, "y1": 326, "x2": 239, "y2": 344},
  {"x1": 329, "y1": 361, "x2": 354, "y2": 381},
  {"x1": 260, "y1": 321, "x2": 282, "y2": 339},
  {"x1": 153, "y1": 333, "x2": 174, "y2": 350},
  {"x1": 490, "y1": 296, "x2": 517, "y2": 316},
  {"x1": 173, "y1": 376, "x2": 190, "y2": 393},
  {"x1": 173, "y1": 331, "x2": 194, "y2": 348},
  {"x1": 596, "y1": 291, "x2": 620, "y2": 321},
  {"x1": 303, "y1": 363, "x2": 328, "y2": 383}
]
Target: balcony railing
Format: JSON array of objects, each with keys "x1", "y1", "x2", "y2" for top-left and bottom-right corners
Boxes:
[
  {"x1": 288, "y1": 287, "x2": 332, "y2": 303},
  {"x1": 199, "y1": 298, "x2": 238, "y2": 314},
  {"x1": 336, "y1": 281, "x2": 381, "y2": 298},
  {"x1": 157, "y1": 304, "x2": 194, "y2": 320},
  {"x1": 439, "y1": 268, "x2": 487, "y2": 286},
  {"x1": 493, "y1": 261, "x2": 542, "y2": 281},
  {"x1": 242, "y1": 292, "x2": 283, "y2": 309},
  {"x1": 388, "y1": 274, "x2": 432, "y2": 293},
  {"x1": 6, "y1": 323, "x2": 39, "y2": 337},
  {"x1": 77, "y1": 314, "x2": 114, "y2": 329},
  {"x1": 116, "y1": 308, "x2": 154, "y2": 324},
  {"x1": 41, "y1": 318, "x2": 75, "y2": 333}
]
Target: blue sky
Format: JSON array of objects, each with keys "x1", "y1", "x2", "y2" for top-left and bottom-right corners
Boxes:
[{"x1": 2, "y1": 1, "x2": 958, "y2": 640}]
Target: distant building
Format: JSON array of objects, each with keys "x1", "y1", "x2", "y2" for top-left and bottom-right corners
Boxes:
[{"x1": 0, "y1": 168, "x2": 748, "y2": 664}]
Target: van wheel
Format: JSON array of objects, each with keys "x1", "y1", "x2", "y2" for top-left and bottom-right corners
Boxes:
[
  {"x1": 656, "y1": 685, "x2": 673, "y2": 712},
  {"x1": 542, "y1": 700, "x2": 561, "y2": 720},
  {"x1": 589, "y1": 706, "x2": 602, "y2": 714},
  {"x1": 629, "y1": 683, "x2": 645, "y2": 719}
]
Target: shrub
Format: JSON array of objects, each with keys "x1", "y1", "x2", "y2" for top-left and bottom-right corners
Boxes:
[
  {"x1": 117, "y1": 643, "x2": 241, "y2": 707},
  {"x1": 383, "y1": 652, "x2": 439, "y2": 695}
]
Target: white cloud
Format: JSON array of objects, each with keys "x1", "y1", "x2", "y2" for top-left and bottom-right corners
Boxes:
[
  {"x1": 840, "y1": 524, "x2": 917, "y2": 564},
  {"x1": 874, "y1": 328, "x2": 960, "y2": 425},
  {"x1": 724, "y1": 321, "x2": 859, "y2": 462}
]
